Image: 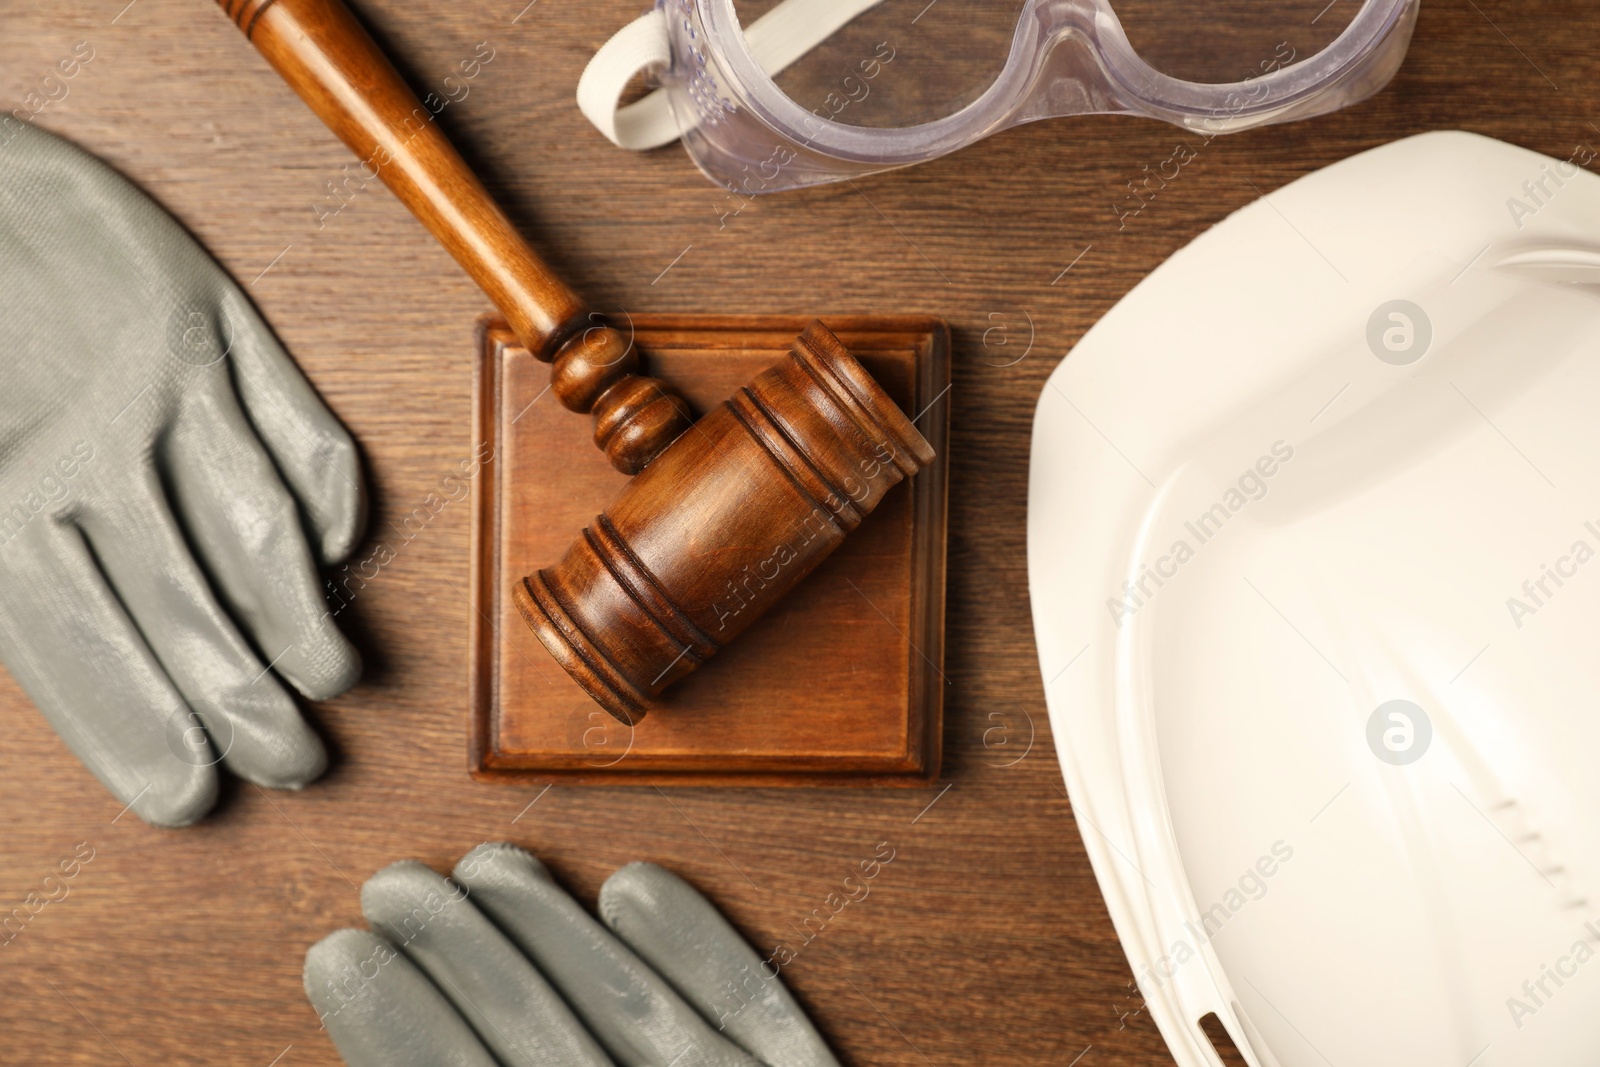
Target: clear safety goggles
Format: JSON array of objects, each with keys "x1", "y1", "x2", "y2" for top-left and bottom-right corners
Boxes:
[{"x1": 578, "y1": 0, "x2": 1420, "y2": 192}]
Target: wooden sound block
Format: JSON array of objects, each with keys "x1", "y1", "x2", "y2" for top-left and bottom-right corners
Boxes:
[{"x1": 468, "y1": 315, "x2": 950, "y2": 786}]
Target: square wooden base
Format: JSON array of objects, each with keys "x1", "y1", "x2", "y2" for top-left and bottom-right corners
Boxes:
[{"x1": 468, "y1": 315, "x2": 949, "y2": 786}]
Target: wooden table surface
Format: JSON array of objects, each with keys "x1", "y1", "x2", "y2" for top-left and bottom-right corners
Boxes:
[{"x1": 0, "y1": 1, "x2": 1594, "y2": 1063}]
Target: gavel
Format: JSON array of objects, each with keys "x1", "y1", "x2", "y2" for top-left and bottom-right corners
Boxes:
[{"x1": 215, "y1": 0, "x2": 934, "y2": 722}]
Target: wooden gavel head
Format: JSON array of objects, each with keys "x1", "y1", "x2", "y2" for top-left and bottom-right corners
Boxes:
[{"x1": 514, "y1": 321, "x2": 935, "y2": 723}]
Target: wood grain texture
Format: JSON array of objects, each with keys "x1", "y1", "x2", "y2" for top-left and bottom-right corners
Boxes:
[
  {"x1": 1, "y1": 0, "x2": 1595, "y2": 1063},
  {"x1": 472, "y1": 315, "x2": 948, "y2": 783}
]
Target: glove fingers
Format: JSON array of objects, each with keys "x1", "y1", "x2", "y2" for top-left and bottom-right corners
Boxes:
[
  {"x1": 77, "y1": 464, "x2": 330, "y2": 789},
  {"x1": 599, "y1": 864, "x2": 839, "y2": 1067},
  {"x1": 452, "y1": 843, "x2": 758, "y2": 1067},
  {"x1": 0, "y1": 521, "x2": 216, "y2": 827},
  {"x1": 218, "y1": 286, "x2": 365, "y2": 565},
  {"x1": 304, "y1": 928, "x2": 498, "y2": 1067},
  {"x1": 163, "y1": 378, "x2": 362, "y2": 701},
  {"x1": 360, "y1": 861, "x2": 615, "y2": 1067}
]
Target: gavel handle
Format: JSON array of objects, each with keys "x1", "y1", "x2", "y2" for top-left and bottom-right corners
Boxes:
[{"x1": 215, "y1": 0, "x2": 690, "y2": 473}]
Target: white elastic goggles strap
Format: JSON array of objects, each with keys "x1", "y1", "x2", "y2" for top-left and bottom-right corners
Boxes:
[{"x1": 577, "y1": 0, "x2": 884, "y2": 150}]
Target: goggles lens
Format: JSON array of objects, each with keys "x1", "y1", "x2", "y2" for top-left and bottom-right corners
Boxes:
[
  {"x1": 1117, "y1": 0, "x2": 1363, "y2": 84},
  {"x1": 729, "y1": 0, "x2": 1370, "y2": 131},
  {"x1": 731, "y1": 0, "x2": 1026, "y2": 130}
]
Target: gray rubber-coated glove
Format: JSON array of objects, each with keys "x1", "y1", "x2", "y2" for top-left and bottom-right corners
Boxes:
[
  {"x1": 0, "y1": 122, "x2": 363, "y2": 826},
  {"x1": 304, "y1": 843, "x2": 841, "y2": 1067}
]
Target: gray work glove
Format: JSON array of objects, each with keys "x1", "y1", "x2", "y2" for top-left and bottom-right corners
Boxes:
[
  {"x1": 304, "y1": 843, "x2": 840, "y2": 1067},
  {"x1": 0, "y1": 122, "x2": 364, "y2": 826}
]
